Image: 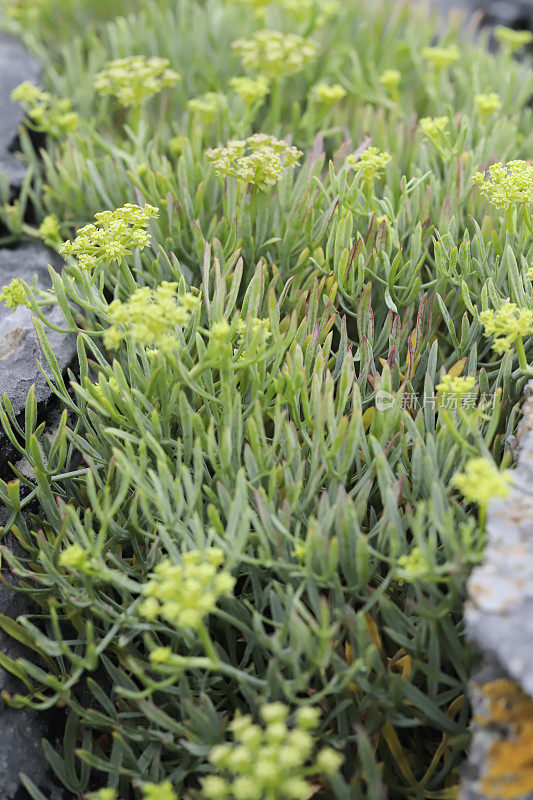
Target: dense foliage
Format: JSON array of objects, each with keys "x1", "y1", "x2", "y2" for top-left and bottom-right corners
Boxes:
[{"x1": 0, "y1": 0, "x2": 532, "y2": 798}]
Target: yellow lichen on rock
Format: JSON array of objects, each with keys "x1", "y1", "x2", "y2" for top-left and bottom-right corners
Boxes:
[{"x1": 478, "y1": 679, "x2": 533, "y2": 799}]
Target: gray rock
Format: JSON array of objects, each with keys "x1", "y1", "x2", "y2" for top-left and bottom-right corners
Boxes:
[
  {"x1": 0, "y1": 244, "x2": 76, "y2": 480},
  {"x1": 0, "y1": 31, "x2": 40, "y2": 195},
  {"x1": 0, "y1": 244, "x2": 75, "y2": 410},
  {"x1": 0, "y1": 512, "x2": 68, "y2": 800},
  {"x1": 465, "y1": 382, "x2": 533, "y2": 698},
  {"x1": 460, "y1": 382, "x2": 533, "y2": 800},
  {"x1": 476, "y1": 0, "x2": 533, "y2": 28},
  {"x1": 430, "y1": 0, "x2": 533, "y2": 31}
]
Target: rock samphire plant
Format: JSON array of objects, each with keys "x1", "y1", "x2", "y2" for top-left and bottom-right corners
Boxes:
[{"x1": 0, "y1": 0, "x2": 532, "y2": 797}]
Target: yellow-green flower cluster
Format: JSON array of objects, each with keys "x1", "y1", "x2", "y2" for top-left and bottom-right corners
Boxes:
[
  {"x1": 11, "y1": 81, "x2": 78, "y2": 138},
  {"x1": 202, "y1": 703, "x2": 343, "y2": 800},
  {"x1": 231, "y1": 30, "x2": 318, "y2": 78},
  {"x1": 281, "y1": 0, "x2": 339, "y2": 25},
  {"x1": 235, "y1": 317, "x2": 272, "y2": 361},
  {"x1": 475, "y1": 92, "x2": 501, "y2": 121},
  {"x1": 346, "y1": 146, "x2": 391, "y2": 186},
  {"x1": 206, "y1": 134, "x2": 302, "y2": 190},
  {"x1": 453, "y1": 457, "x2": 512, "y2": 506},
  {"x1": 59, "y1": 203, "x2": 159, "y2": 270},
  {"x1": 379, "y1": 68, "x2": 401, "y2": 100},
  {"x1": 139, "y1": 548, "x2": 235, "y2": 631},
  {"x1": 39, "y1": 214, "x2": 61, "y2": 246},
  {"x1": 92, "y1": 374, "x2": 120, "y2": 404},
  {"x1": 397, "y1": 547, "x2": 429, "y2": 582},
  {"x1": 479, "y1": 302, "x2": 533, "y2": 354},
  {"x1": 237, "y1": 316, "x2": 271, "y2": 343},
  {"x1": 3, "y1": 0, "x2": 47, "y2": 24},
  {"x1": 0, "y1": 279, "x2": 29, "y2": 311},
  {"x1": 494, "y1": 25, "x2": 533, "y2": 52},
  {"x1": 436, "y1": 374, "x2": 477, "y2": 408},
  {"x1": 188, "y1": 92, "x2": 227, "y2": 121},
  {"x1": 94, "y1": 56, "x2": 181, "y2": 107},
  {"x1": 228, "y1": 0, "x2": 338, "y2": 26},
  {"x1": 104, "y1": 282, "x2": 200, "y2": 352},
  {"x1": 472, "y1": 160, "x2": 533, "y2": 210},
  {"x1": 230, "y1": 76, "x2": 270, "y2": 105},
  {"x1": 421, "y1": 44, "x2": 459, "y2": 69},
  {"x1": 310, "y1": 82, "x2": 347, "y2": 105},
  {"x1": 142, "y1": 781, "x2": 177, "y2": 800},
  {"x1": 87, "y1": 789, "x2": 117, "y2": 800},
  {"x1": 59, "y1": 544, "x2": 90, "y2": 572},
  {"x1": 420, "y1": 116, "x2": 448, "y2": 141}
]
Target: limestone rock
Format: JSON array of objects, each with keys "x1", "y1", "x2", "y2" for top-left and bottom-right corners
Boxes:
[
  {"x1": 0, "y1": 244, "x2": 76, "y2": 476},
  {"x1": 0, "y1": 31, "x2": 40, "y2": 195}
]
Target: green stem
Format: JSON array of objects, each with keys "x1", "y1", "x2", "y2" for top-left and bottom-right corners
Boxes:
[
  {"x1": 478, "y1": 504, "x2": 487, "y2": 534},
  {"x1": 198, "y1": 621, "x2": 219, "y2": 664},
  {"x1": 515, "y1": 337, "x2": 528, "y2": 372},
  {"x1": 271, "y1": 77, "x2": 283, "y2": 130},
  {"x1": 249, "y1": 184, "x2": 258, "y2": 265}
]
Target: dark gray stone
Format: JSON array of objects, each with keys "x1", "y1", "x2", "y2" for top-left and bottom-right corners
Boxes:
[
  {"x1": 0, "y1": 243, "x2": 76, "y2": 418},
  {"x1": 0, "y1": 511, "x2": 68, "y2": 800},
  {"x1": 430, "y1": 0, "x2": 533, "y2": 31},
  {"x1": 0, "y1": 31, "x2": 40, "y2": 195},
  {"x1": 476, "y1": 0, "x2": 533, "y2": 28}
]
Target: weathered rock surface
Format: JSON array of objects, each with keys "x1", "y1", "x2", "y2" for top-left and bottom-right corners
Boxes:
[
  {"x1": 0, "y1": 245, "x2": 75, "y2": 412},
  {"x1": 0, "y1": 31, "x2": 40, "y2": 195},
  {"x1": 466, "y1": 382, "x2": 533, "y2": 695},
  {"x1": 0, "y1": 247, "x2": 74, "y2": 798},
  {"x1": 460, "y1": 382, "x2": 533, "y2": 800},
  {"x1": 0, "y1": 510, "x2": 68, "y2": 800},
  {"x1": 431, "y1": 0, "x2": 533, "y2": 30},
  {"x1": 476, "y1": 0, "x2": 533, "y2": 28}
]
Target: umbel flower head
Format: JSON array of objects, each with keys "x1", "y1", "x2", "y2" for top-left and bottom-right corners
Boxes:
[
  {"x1": 436, "y1": 374, "x2": 477, "y2": 408},
  {"x1": 494, "y1": 25, "x2": 533, "y2": 52},
  {"x1": 231, "y1": 30, "x2": 318, "y2": 78},
  {"x1": 59, "y1": 203, "x2": 159, "y2": 270},
  {"x1": 103, "y1": 282, "x2": 200, "y2": 352},
  {"x1": 39, "y1": 214, "x2": 61, "y2": 245},
  {"x1": 379, "y1": 68, "x2": 401, "y2": 100},
  {"x1": 472, "y1": 160, "x2": 533, "y2": 210},
  {"x1": 0, "y1": 278, "x2": 30, "y2": 312},
  {"x1": 228, "y1": 0, "x2": 338, "y2": 26},
  {"x1": 280, "y1": 0, "x2": 339, "y2": 26},
  {"x1": 141, "y1": 781, "x2": 177, "y2": 800},
  {"x1": 3, "y1": 0, "x2": 45, "y2": 24},
  {"x1": 310, "y1": 82, "x2": 347, "y2": 105},
  {"x1": 346, "y1": 146, "x2": 391, "y2": 186},
  {"x1": 202, "y1": 703, "x2": 343, "y2": 800},
  {"x1": 475, "y1": 92, "x2": 501, "y2": 121},
  {"x1": 206, "y1": 134, "x2": 302, "y2": 190},
  {"x1": 139, "y1": 548, "x2": 235, "y2": 630},
  {"x1": 479, "y1": 302, "x2": 533, "y2": 354},
  {"x1": 59, "y1": 544, "x2": 90, "y2": 572},
  {"x1": 187, "y1": 92, "x2": 227, "y2": 121},
  {"x1": 11, "y1": 81, "x2": 78, "y2": 138},
  {"x1": 453, "y1": 457, "x2": 512, "y2": 506},
  {"x1": 420, "y1": 116, "x2": 448, "y2": 141},
  {"x1": 86, "y1": 789, "x2": 117, "y2": 800},
  {"x1": 397, "y1": 547, "x2": 429, "y2": 582},
  {"x1": 94, "y1": 56, "x2": 181, "y2": 107},
  {"x1": 421, "y1": 44, "x2": 460, "y2": 69},
  {"x1": 230, "y1": 76, "x2": 270, "y2": 106}
]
